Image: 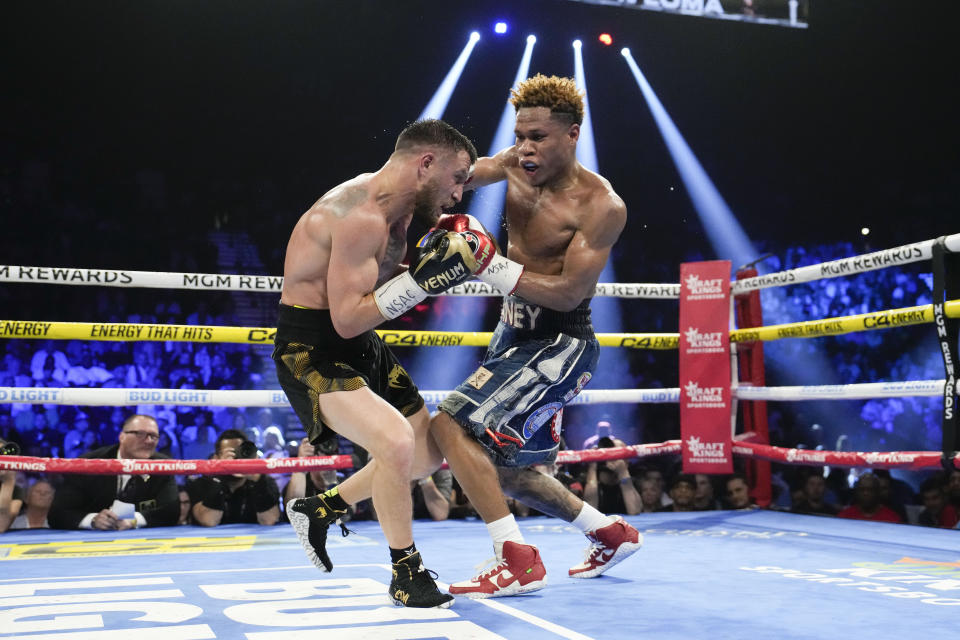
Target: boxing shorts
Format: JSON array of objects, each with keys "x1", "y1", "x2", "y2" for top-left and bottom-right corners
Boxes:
[
  {"x1": 439, "y1": 295, "x2": 599, "y2": 467},
  {"x1": 272, "y1": 303, "x2": 424, "y2": 447}
]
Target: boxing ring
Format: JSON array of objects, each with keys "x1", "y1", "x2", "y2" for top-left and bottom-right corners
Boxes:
[{"x1": 2, "y1": 233, "x2": 959, "y2": 638}]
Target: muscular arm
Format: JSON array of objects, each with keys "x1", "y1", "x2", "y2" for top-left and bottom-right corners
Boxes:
[
  {"x1": 325, "y1": 212, "x2": 394, "y2": 338},
  {"x1": 418, "y1": 477, "x2": 451, "y2": 522},
  {"x1": 513, "y1": 198, "x2": 627, "y2": 311},
  {"x1": 192, "y1": 501, "x2": 224, "y2": 527},
  {"x1": 464, "y1": 148, "x2": 513, "y2": 191}
]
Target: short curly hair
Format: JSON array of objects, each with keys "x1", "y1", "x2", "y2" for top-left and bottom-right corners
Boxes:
[{"x1": 510, "y1": 74, "x2": 584, "y2": 125}]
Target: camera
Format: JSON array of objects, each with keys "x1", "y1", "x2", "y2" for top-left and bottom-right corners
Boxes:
[
  {"x1": 235, "y1": 440, "x2": 260, "y2": 459},
  {"x1": 0, "y1": 441, "x2": 21, "y2": 456}
]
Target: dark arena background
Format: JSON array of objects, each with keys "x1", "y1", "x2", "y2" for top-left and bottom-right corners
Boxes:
[{"x1": 1, "y1": 2, "x2": 958, "y2": 639}]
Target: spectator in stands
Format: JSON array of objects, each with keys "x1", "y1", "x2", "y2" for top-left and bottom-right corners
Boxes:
[
  {"x1": 837, "y1": 473, "x2": 903, "y2": 524},
  {"x1": 643, "y1": 468, "x2": 672, "y2": 507},
  {"x1": 413, "y1": 469, "x2": 454, "y2": 521},
  {"x1": 98, "y1": 407, "x2": 127, "y2": 444},
  {"x1": 637, "y1": 477, "x2": 662, "y2": 513},
  {"x1": 8, "y1": 479, "x2": 54, "y2": 530},
  {"x1": 584, "y1": 439, "x2": 642, "y2": 516},
  {"x1": 34, "y1": 353, "x2": 67, "y2": 386},
  {"x1": 62, "y1": 411, "x2": 93, "y2": 458},
  {"x1": 658, "y1": 474, "x2": 697, "y2": 512},
  {"x1": 917, "y1": 475, "x2": 959, "y2": 529},
  {"x1": 125, "y1": 348, "x2": 160, "y2": 388},
  {"x1": 81, "y1": 429, "x2": 99, "y2": 453},
  {"x1": 873, "y1": 469, "x2": 913, "y2": 522},
  {"x1": 724, "y1": 473, "x2": 756, "y2": 510},
  {"x1": 156, "y1": 416, "x2": 181, "y2": 458},
  {"x1": 177, "y1": 487, "x2": 192, "y2": 525},
  {"x1": 48, "y1": 414, "x2": 179, "y2": 529},
  {"x1": 791, "y1": 471, "x2": 840, "y2": 516},
  {"x1": 188, "y1": 429, "x2": 280, "y2": 526},
  {"x1": 65, "y1": 350, "x2": 113, "y2": 387},
  {"x1": 693, "y1": 473, "x2": 721, "y2": 511},
  {"x1": 261, "y1": 425, "x2": 287, "y2": 459},
  {"x1": 30, "y1": 340, "x2": 70, "y2": 381},
  {"x1": 181, "y1": 410, "x2": 218, "y2": 460}
]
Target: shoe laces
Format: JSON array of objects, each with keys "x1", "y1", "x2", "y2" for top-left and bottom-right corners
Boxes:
[
  {"x1": 472, "y1": 556, "x2": 509, "y2": 581},
  {"x1": 581, "y1": 539, "x2": 608, "y2": 563}
]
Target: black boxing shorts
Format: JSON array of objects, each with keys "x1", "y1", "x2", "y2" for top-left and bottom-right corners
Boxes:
[{"x1": 272, "y1": 303, "x2": 424, "y2": 447}]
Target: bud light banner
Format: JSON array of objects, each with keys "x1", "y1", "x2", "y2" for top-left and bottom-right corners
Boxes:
[{"x1": 679, "y1": 260, "x2": 733, "y2": 473}]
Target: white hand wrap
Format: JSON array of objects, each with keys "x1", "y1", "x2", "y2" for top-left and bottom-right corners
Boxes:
[
  {"x1": 477, "y1": 254, "x2": 524, "y2": 295},
  {"x1": 374, "y1": 271, "x2": 427, "y2": 320}
]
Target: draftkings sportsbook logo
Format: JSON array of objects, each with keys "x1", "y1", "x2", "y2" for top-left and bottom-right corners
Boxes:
[
  {"x1": 685, "y1": 436, "x2": 726, "y2": 462},
  {"x1": 683, "y1": 381, "x2": 725, "y2": 408},
  {"x1": 683, "y1": 274, "x2": 725, "y2": 300},
  {"x1": 683, "y1": 327, "x2": 724, "y2": 354}
]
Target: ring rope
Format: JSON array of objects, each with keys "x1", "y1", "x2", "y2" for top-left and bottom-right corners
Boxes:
[
  {"x1": 0, "y1": 386, "x2": 677, "y2": 408},
  {"x1": 3, "y1": 299, "x2": 957, "y2": 348},
  {"x1": 733, "y1": 441, "x2": 960, "y2": 470},
  {"x1": 3, "y1": 233, "x2": 956, "y2": 297},
  {"x1": 0, "y1": 266, "x2": 680, "y2": 299},
  {"x1": 730, "y1": 233, "x2": 960, "y2": 294},
  {"x1": 3, "y1": 439, "x2": 956, "y2": 475},
  {"x1": 0, "y1": 321, "x2": 679, "y2": 349},
  {"x1": 729, "y1": 300, "x2": 960, "y2": 343},
  {"x1": 0, "y1": 380, "x2": 947, "y2": 409}
]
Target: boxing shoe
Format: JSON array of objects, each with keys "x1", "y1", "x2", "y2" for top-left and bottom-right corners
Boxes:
[
  {"x1": 286, "y1": 494, "x2": 349, "y2": 572},
  {"x1": 389, "y1": 551, "x2": 454, "y2": 609},
  {"x1": 568, "y1": 516, "x2": 643, "y2": 578},
  {"x1": 448, "y1": 541, "x2": 547, "y2": 599}
]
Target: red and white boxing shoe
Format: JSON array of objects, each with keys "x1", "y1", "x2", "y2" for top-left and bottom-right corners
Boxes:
[
  {"x1": 568, "y1": 516, "x2": 643, "y2": 579},
  {"x1": 448, "y1": 541, "x2": 547, "y2": 599}
]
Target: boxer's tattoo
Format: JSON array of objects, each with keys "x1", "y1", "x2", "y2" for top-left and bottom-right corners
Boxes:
[
  {"x1": 377, "y1": 219, "x2": 407, "y2": 285},
  {"x1": 329, "y1": 185, "x2": 368, "y2": 219},
  {"x1": 497, "y1": 466, "x2": 582, "y2": 521}
]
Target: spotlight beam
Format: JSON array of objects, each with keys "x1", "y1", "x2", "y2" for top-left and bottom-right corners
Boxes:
[
  {"x1": 574, "y1": 35, "x2": 635, "y2": 439},
  {"x1": 621, "y1": 48, "x2": 756, "y2": 270},
  {"x1": 418, "y1": 32, "x2": 481, "y2": 120}
]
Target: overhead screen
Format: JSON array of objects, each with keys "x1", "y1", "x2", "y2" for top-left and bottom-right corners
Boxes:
[{"x1": 560, "y1": 0, "x2": 809, "y2": 29}]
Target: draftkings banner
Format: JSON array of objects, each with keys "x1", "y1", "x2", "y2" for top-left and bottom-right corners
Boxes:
[{"x1": 679, "y1": 260, "x2": 733, "y2": 473}]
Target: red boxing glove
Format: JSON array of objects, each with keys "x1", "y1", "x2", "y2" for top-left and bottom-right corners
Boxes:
[{"x1": 435, "y1": 214, "x2": 498, "y2": 272}]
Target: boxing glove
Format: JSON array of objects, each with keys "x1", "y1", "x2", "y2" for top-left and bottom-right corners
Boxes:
[
  {"x1": 436, "y1": 213, "x2": 523, "y2": 295},
  {"x1": 374, "y1": 231, "x2": 479, "y2": 320}
]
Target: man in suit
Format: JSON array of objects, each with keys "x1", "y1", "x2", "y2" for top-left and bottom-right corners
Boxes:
[{"x1": 49, "y1": 414, "x2": 178, "y2": 529}]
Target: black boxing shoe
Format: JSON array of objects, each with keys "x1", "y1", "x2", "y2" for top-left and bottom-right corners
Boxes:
[
  {"x1": 287, "y1": 494, "x2": 349, "y2": 572},
  {"x1": 389, "y1": 551, "x2": 455, "y2": 609}
]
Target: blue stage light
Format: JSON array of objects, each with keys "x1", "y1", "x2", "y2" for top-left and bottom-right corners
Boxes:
[
  {"x1": 418, "y1": 33, "x2": 481, "y2": 120},
  {"x1": 494, "y1": 22, "x2": 508, "y2": 34}
]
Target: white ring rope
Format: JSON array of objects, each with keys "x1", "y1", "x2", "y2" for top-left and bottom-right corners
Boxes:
[
  {"x1": 2, "y1": 233, "x2": 956, "y2": 297},
  {"x1": 0, "y1": 381, "x2": 946, "y2": 409},
  {"x1": 0, "y1": 265, "x2": 679, "y2": 299},
  {"x1": 731, "y1": 233, "x2": 960, "y2": 294}
]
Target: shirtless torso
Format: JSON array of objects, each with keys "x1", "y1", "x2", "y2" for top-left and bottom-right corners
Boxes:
[
  {"x1": 280, "y1": 173, "x2": 412, "y2": 310},
  {"x1": 470, "y1": 106, "x2": 626, "y2": 311}
]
